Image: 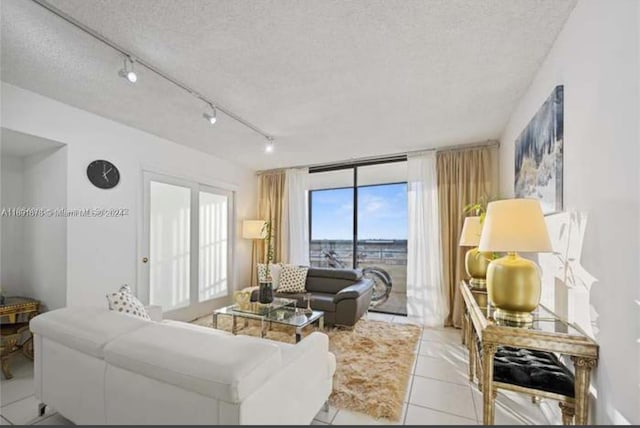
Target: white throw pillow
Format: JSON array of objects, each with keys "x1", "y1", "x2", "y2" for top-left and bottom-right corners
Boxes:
[
  {"x1": 277, "y1": 265, "x2": 309, "y2": 293},
  {"x1": 106, "y1": 285, "x2": 151, "y2": 320},
  {"x1": 257, "y1": 263, "x2": 282, "y2": 289}
]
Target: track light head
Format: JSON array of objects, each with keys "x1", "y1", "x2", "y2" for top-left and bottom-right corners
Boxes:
[
  {"x1": 265, "y1": 138, "x2": 275, "y2": 153},
  {"x1": 119, "y1": 57, "x2": 137, "y2": 83},
  {"x1": 203, "y1": 104, "x2": 217, "y2": 125}
]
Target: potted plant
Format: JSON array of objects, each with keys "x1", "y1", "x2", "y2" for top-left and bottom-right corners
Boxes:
[{"x1": 258, "y1": 222, "x2": 275, "y2": 304}]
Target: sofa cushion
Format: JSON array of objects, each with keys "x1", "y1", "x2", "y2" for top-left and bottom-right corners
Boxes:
[
  {"x1": 305, "y1": 268, "x2": 363, "y2": 294},
  {"x1": 106, "y1": 285, "x2": 151, "y2": 320},
  {"x1": 307, "y1": 267, "x2": 362, "y2": 281},
  {"x1": 257, "y1": 263, "x2": 282, "y2": 289},
  {"x1": 104, "y1": 322, "x2": 283, "y2": 403},
  {"x1": 30, "y1": 307, "x2": 151, "y2": 358},
  {"x1": 278, "y1": 264, "x2": 309, "y2": 293}
]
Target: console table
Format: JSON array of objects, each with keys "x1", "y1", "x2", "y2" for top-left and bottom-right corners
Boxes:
[
  {"x1": 0, "y1": 297, "x2": 40, "y2": 379},
  {"x1": 460, "y1": 281, "x2": 598, "y2": 425}
]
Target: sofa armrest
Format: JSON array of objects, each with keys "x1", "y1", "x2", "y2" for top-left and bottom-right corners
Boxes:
[
  {"x1": 333, "y1": 278, "x2": 373, "y2": 303},
  {"x1": 144, "y1": 305, "x2": 163, "y2": 322}
]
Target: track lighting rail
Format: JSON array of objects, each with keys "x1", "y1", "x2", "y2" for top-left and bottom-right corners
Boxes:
[{"x1": 31, "y1": 0, "x2": 273, "y2": 142}]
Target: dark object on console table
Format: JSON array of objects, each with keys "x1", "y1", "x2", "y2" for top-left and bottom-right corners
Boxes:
[
  {"x1": 0, "y1": 297, "x2": 40, "y2": 379},
  {"x1": 251, "y1": 267, "x2": 373, "y2": 327},
  {"x1": 460, "y1": 281, "x2": 598, "y2": 425}
]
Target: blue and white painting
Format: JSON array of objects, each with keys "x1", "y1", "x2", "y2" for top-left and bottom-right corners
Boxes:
[{"x1": 514, "y1": 85, "x2": 564, "y2": 214}]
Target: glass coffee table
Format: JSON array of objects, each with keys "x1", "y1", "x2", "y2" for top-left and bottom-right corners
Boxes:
[{"x1": 212, "y1": 297, "x2": 324, "y2": 343}]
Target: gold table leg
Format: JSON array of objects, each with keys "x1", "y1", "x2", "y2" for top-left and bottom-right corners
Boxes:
[
  {"x1": 467, "y1": 317, "x2": 475, "y2": 383},
  {"x1": 462, "y1": 311, "x2": 467, "y2": 345},
  {"x1": 1, "y1": 357, "x2": 12, "y2": 379},
  {"x1": 571, "y1": 357, "x2": 596, "y2": 425},
  {"x1": 559, "y1": 401, "x2": 575, "y2": 425},
  {"x1": 482, "y1": 343, "x2": 497, "y2": 425}
]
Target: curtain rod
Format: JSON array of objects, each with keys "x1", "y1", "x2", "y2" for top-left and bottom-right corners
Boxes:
[
  {"x1": 258, "y1": 140, "x2": 499, "y2": 174},
  {"x1": 31, "y1": 0, "x2": 273, "y2": 141}
]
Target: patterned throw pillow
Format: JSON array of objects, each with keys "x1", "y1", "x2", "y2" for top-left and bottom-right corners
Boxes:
[
  {"x1": 257, "y1": 263, "x2": 282, "y2": 289},
  {"x1": 106, "y1": 285, "x2": 151, "y2": 320},
  {"x1": 277, "y1": 265, "x2": 309, "y2": 293}
]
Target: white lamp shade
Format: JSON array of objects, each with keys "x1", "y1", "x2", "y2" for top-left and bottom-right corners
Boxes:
[
  {"x1": 242, "y1": 220, "x2": 267, "y2": 239},
  {"x1": 478, "y1": 199, "x2": 552, "y2": 253},
  {"x1": 459, "y1": 216, "x2": 482, "y2": 247}
]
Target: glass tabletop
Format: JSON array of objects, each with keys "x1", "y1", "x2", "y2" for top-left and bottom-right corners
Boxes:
[
  {"x1": 214, "y1": 297, "x2": 297, "y2": 317},
  {"x1": 264, "y1": 307, "x2": 324, "y2": 328},
  {"x1": 468, "y1": 287, "x2": 588, "y2": 337}
]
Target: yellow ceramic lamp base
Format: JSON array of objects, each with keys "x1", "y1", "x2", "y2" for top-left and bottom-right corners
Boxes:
[
  {"x1": 486, "y1": 252, "x2": 541, "y2": 324},
  {"x1": 465, "y1": 247, "x2": 492, "y2": 289}
]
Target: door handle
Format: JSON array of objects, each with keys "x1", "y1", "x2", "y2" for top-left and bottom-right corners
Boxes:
[{"x1": 142, "y1": 257, "x2": 149, "y2": 263}]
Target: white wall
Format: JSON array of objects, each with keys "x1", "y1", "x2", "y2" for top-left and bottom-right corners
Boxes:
[
  {"x1": 0, "y1": 82, "x2": 257, "y2": 319},
  {"x1": 499, "y1": 0, "x2": 639, "y2": 424},
  {"x1": 1, "y1": 155, "x2": 24, "y2": 294},
  {"x1": 22, "y1": 147, "x2": 68, "y2": 311}
]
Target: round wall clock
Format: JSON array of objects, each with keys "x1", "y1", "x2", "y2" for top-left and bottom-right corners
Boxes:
[{"x1": 87, "y1": 160, "x2": 120, "y2": 189}]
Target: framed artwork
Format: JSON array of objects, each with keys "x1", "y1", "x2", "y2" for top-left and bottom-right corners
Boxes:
[{"x1": 514, "y1": 85, "x2": 564, "y2": 214}]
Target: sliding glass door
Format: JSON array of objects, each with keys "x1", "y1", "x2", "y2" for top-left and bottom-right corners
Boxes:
[
  {"x1": 141, "y1": 173, "x2": 234, "y2": 316},
  {"x1": 308, "y1": 161, "x2": 408, "y2": 315}
]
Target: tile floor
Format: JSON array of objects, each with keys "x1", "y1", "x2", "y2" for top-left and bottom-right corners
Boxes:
[{"x1": 0, "y1": 313, "x2": 559, "y2": 425}]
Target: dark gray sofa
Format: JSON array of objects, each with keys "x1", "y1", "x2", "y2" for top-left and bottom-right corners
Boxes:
[{"x1": 252, "y1": 267, "x2": 374, "y2": 327}]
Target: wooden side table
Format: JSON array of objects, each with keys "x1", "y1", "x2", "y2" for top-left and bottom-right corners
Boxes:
[
  {"x1": 460, "y1": 281, "x2": 599, "y2": 425},
  {"x1": 0, "y1": 297, "x2": 40, "y2": 379}
]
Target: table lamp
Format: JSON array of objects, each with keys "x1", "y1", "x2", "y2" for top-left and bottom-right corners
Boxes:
[
  {"x1": 242, "y1": 220, "x2": 267, "y2": 240},
  {"x1": 478, "y1": 199, "x2": 552, "y2": 324},
  {"x1": 459, "y1": 216, "x2": 492, "y2": 289}
]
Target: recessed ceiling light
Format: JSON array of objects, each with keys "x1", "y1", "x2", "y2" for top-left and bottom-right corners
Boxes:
[{"x1": 118, "y1": 56, "x2": 137, "y2": 83}]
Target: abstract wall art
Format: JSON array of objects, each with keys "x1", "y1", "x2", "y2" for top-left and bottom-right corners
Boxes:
[{"x1": 514, "y1": 85, "x2": 564, "y2": 214}]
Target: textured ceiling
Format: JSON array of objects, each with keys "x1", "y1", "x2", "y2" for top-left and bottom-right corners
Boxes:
[{"x1": 1, "y1": 0, "x2": 576, "y2": 170}]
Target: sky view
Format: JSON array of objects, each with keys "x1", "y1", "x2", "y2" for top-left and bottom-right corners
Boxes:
[{"x1": 310, "y1": 183, "x2": 408, "y2": 240}]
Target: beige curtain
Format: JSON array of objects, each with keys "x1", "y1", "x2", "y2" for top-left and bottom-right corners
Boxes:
[
  {"x1": 436, "y1": 145, "x2": 498, "y2": 327},
  {"x1": 251, "y1": 171, "x2": 286, "y2": 285}
]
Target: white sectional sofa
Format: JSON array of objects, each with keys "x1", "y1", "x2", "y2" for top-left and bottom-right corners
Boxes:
[{"x1": 30, "y1": 307, "x2": 336, "y2": 425}]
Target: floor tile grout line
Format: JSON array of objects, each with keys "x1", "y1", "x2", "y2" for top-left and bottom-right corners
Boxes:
[
  {"x1": 32, "y1": 413, "x2": 59, "y2": 425},
  {"x1": 468, "y1": 384, "x2": 481, "y2": 423},
  {"x1": 405, "y1": 401, "x2": 478, "y2": 423},
  {"x1": 402, "y1": 374, "x2": 416, "y2": 425},
  {"x1": 411, "y1": 372, "x2": 471, "y2": 387},
  {"x1": 328, "y1": 407, "x2": 339, "y2": 424},
  {"x1": 0, "y1": 393, "x2": 37, "y2": 410}
]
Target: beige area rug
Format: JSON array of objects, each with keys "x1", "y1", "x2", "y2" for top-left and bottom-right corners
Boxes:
[{"x1": 192, "y1": 314, "x2": 421, "y2": 421}]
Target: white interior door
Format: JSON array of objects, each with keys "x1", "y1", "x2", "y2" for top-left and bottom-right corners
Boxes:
[{"x1": 140, "y1": 172, "x2": 234, "y2": 319}]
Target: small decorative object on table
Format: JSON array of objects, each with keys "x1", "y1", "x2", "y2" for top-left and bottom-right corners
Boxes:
[
  {"x1": 233, "y1": 290, "x2": 252, "y2": 310},
  {"x1": 304, "y1": 292, "x2": 313, "y2": 315},
  {"x1": 258, "y1": 282, "x2": 274, "y2": 304}
]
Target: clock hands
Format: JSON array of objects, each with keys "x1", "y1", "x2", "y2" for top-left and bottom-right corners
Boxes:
[{"x1": 102, "y1": 167, "x2": 113, "y2": 183}]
